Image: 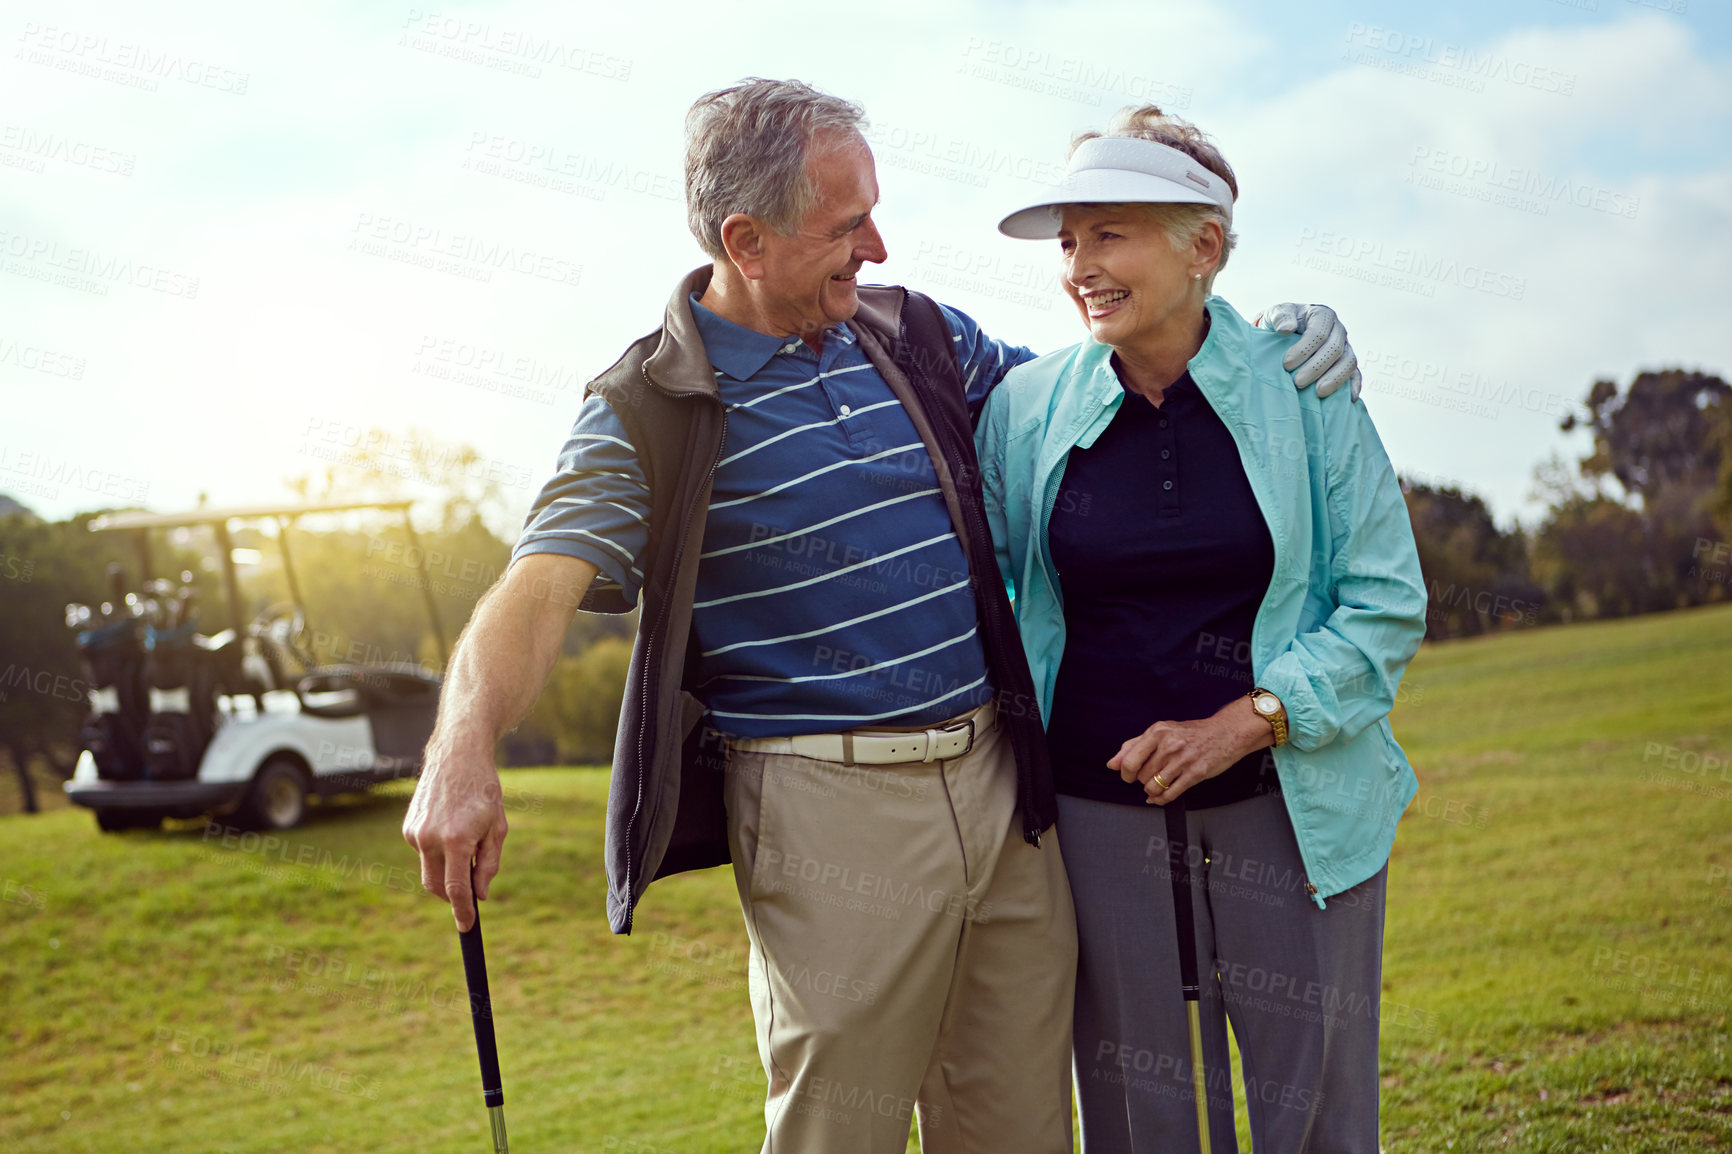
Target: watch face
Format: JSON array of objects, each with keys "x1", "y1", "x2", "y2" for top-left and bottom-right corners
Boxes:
[{"x1": 1255, "y1": 695, "x2": 1278, "y2": 715}]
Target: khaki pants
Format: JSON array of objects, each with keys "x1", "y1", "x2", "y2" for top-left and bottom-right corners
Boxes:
[{"x1": 723, "y1": 708, "x2": 1077, "y2": 1153}]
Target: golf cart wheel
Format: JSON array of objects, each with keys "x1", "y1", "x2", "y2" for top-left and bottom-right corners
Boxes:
[
  {"x1": 94, "y1": 810, "x2": 162, "y2": 833},
  {"x1": 238, "y1": 757, "x2": 309, "y2": 831}
]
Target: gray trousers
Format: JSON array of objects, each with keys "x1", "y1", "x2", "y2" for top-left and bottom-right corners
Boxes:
[{"x1": 1057, "y1": 790, "x2": 1387, "y2": 1154}]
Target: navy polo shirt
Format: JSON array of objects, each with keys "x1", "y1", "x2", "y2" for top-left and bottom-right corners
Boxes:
[
  {"x1": 1045, "y1": 368, "x2": 1280, "y2": 809},
  {"x1": 510, "y1": 292, "x2": 1036, "y2": 737}
]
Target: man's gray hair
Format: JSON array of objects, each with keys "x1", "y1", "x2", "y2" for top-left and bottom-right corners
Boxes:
[{"x1": 684, "y1": 78, "x2": 867, "y2": 261}]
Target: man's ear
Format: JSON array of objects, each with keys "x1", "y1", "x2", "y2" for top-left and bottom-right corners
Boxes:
[{"x1": 719, "y1": 213, "x2": 768, "y2": 281}]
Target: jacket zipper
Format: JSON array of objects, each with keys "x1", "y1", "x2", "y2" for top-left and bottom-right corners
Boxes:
[
  {"x1": 621, "y1": 364, "x2": 726, "y2": 933},
  {"x1": 1187, "y1": 364, "x2": 1331, "y2": 909}
]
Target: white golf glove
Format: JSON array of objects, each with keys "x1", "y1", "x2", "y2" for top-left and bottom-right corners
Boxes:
[{"x1": 1256, "y1": 302, "x2": 1362, "y2": 402}]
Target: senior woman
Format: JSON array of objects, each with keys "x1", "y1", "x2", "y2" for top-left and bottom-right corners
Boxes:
[{"x1": 975, "y1": 106, "x2": 1428, "y2": 1153}]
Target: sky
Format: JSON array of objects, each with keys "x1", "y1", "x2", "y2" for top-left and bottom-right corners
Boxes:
[{"x1": 3, "y1": 0, "x2": 1728, "y2": 540}]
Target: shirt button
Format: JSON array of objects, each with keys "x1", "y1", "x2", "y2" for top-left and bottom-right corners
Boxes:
[
  {"x1": 839, "y1": 404, "x2": 852, "y2": 417},
  {"x1": 1159, "y1": 418, "x2": 1169, "y2": 429},
  {"x1": 780, "y1": 342, "x2": 799, "y2": 355},
  {"x1": 1163, "y1": 480, "x2": 1174, "y2": 491},
  {"x1": 1161, "y1": 449, "x2": 1171, "y2": 460}
]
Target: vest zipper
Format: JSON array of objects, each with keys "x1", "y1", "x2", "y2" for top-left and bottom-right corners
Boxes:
[
  {"x1": 897, "y1": 307, "x2": 1045, "y2": 849},
  {"x1": 621, "y1": 365, "x2": 726, "y2": 933}
]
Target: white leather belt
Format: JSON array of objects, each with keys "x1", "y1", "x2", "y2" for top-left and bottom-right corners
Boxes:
[{"x1": 730, "y1": 700, "x2": 996, "y2": 766}]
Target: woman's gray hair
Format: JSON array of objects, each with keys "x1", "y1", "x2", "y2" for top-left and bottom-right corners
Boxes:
[
  {"x1": 684, "y1": 78, "x2": 867, "y2": 261},
  {"x1": 1071, "y1": 105, "x2": 1239, "y2": 292}
]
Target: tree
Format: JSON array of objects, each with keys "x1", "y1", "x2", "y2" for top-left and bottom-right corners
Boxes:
[
  {"x1": 1565, "y1": 370, "x2": 1729, "y2": 505},
  {"x1": 1540, "y1": 369, "x2": 1729, "y2": 616},
  {"x1": 1400, "y1": 481, "x2": 1543, "y2": 639}
]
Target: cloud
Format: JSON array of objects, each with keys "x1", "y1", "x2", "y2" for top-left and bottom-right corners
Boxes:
[{"x1": 1, "y1": 0, "x2": 1725, "y2": 530}]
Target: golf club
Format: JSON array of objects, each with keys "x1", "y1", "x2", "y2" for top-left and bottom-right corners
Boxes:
[
  {"x1": 1163, "y1": 798, "x2": 1211, "y2": 1154},
  {"x1": 458, "y1": 867, "x2": 509, "y2": 1153}
]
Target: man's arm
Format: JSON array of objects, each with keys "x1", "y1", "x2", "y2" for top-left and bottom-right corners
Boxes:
[
  {"x1": 403, "y1": 552, "x2": 598, "y2": 932},
  {"x1": 404, "y1": 392, "x2": 651, "y2": 931},
  {"x1": 932, "y1": 302, "x2": 1039, "y2": 426}
]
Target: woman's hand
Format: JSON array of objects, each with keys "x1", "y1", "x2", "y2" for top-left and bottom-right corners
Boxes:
[{"x1": 1108, "y1": 695, "x2": 1275, "y2": 804}]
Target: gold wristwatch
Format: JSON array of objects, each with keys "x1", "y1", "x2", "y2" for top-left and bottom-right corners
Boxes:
[{"x1": 1248, "y1": 688, "x2": 1288, "y2": 747}]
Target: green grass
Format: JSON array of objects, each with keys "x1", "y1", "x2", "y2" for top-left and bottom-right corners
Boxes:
[{"x1": 2, "y1": 605, "x2": 1730, "y2": 1151}]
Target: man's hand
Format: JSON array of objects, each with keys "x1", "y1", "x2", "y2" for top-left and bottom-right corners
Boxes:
[
  {"x1": 1107, "y1": 696, "x2": 1273, "y2": 805},
  {"x1": 398, "y1": 552, "x2": 599, "y2": 931},
  {"x1": 1255, "y1": 302, "x2": 1362, "y2": 402},
  {"x1": 404, "y1": 737, "x2": 508, "y2": 932}
]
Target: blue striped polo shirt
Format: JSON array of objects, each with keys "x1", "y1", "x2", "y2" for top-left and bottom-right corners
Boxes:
[{"x1": 510, "y1": 293, "x2": 1035, "y2": 738}]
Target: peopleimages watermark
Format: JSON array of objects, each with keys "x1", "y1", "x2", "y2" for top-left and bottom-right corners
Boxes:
[
  {"x1": 2, "y1": 877, "x2": 48, "y2": 910},
  {"x1": 1690, "y1": 538, "x2": 1731, "y2": 588},
  {"x1": 346, "y1": 212, "x2": 582, "y2": 289},
  {"x1": 1639, "y1": 742, "x2": 1732, "y2": 801},
  {"x1": 398, "y1": 9, "x2": 631, "y2": 82},
  {"x1": 262, "y1": 943, "x2": 476, "y2": 1016},
  {"x1": 1707, "y1": 864, "x2": 1732, "y2": 910},
  {"x1": 0, "y1": 334, "x2": 87, "y2": 380},
  {"x1": 1406, "y1": 146, "x2": 1639, "y2": 220},
  {"x1": 299, "y1": 417, "x2": 538, "y2": 489},
  {"x1": 411, "y1": 331, "x2": 585, "y2": 408},
  {"x1": 200, "y1": 823, "x2": 420, "y2": 893},
  {"x1": 150, "y1": 1026, "x2": 381, "y2": 1099},
  {"x1": 754, "y1": 847, "x2": 992, "y2": 924},
  {"x1": 708, "y1": 1053, "x2": 925, "y2": 1129},
  {"x1": 14, "y1": 22, "x2": 250, "y2": 95},
  {"x1": 0, "y1": 446, "x2": 150, "y2": 504},
  {"x1": 862, "y1": 122, "x2": 1069, "y2": 192},
  {"x1": 1292, "y1": 228, "x2": 1526, "y2": 300},
  {"x1": 906, "y1": 239, "x2": 1068, "y2": 314},
  {"x1": 0, "y1": 663, "x2": 92, "y2": 706},
  {"x1": 461, "y1": 131, "x2": 677, "y2": 203},
  {"x1": 1342, "y1": 23, "x2": 1577, "y2": 96},
  {"x1": 1425, "y1": 579, "x2": 1540, "y2": 628},
  {"x1": 0, "y1": 228, "x2": 200, "y2": 299},
  {"x1": 1592, "y1": 945, "x2": 1729, "y2": 1010},
  {"x1": 957, "y1": 37, "x2": 1193, "y2": 109},
  {"x1": 0, "y1": 123, "x2": 135, "y2": 177},
  {"x1": 1088, "y1": 1039, "x2": 1236, "y2": 1112},
  {"x1": 1362, "y1": 347, "x2": 1573, "y2": 423}
]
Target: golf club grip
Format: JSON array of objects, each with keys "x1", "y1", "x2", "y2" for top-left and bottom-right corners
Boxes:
[
  {"x1": 458, "y1": 906, "x2": 505, "y2": 1109},
  {"x1": 1163, "y1": 800, "x2": 1202, "y2": 998}
]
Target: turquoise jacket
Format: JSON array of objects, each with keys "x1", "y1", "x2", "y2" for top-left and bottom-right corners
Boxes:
[{"x1": 974, "y1": 295, "x2": 1428, "y2": 907}]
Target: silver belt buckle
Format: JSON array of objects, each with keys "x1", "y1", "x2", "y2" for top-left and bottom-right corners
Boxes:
[{"x1": 922, "y1": 718, "x2": 975, "y2": 763}]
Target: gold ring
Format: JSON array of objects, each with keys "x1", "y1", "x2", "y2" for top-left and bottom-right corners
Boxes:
[{"x1": 1152, "y1": 773, "x2": 1170, "y2": 790}]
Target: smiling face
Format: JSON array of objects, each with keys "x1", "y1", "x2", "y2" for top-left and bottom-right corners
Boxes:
[
  {"x1": 752, "y1": 132, "x2": 887, "y2": 338},
  {"x1": 1057, "y1": 203, "x2": 1220, "y2": 350}
]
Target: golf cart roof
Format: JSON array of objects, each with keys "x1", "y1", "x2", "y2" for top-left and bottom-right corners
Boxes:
[
  {"x1": 83, "y1": 497, "x2": 449, "y2": 665},
  {"x1": 88, "y1": 500, "x2": 414, "y2": 532}
]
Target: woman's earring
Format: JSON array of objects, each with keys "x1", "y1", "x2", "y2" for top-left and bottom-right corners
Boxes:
[{"x1": 1193, "y1": 273, "x2": 1202, "y2": 280}]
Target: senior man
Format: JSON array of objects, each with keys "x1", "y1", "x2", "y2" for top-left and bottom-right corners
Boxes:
[{"x1": 404, "y1": 78, "x2": 1360, "y2": 1153}]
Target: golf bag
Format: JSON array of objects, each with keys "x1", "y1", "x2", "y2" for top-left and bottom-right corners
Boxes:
[
  {"x1": 72, "y1": 617, "x2": 152, "y2": 781},
  {"x1": 67, "y1": 565, "x2": 152, "y2": 781},
  {"x1": 141, "y1": 619, "x2": 244, "y2": 781}
]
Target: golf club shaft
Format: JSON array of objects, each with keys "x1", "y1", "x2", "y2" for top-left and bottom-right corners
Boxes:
[
  {"x1": 459, "y1": 888, "x2": 509, "y2": 1153},
  {"x1": 1164, "y1": 800, "x2": 1211, "y2": 1154}
]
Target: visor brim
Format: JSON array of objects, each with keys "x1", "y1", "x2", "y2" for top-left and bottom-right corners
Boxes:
[{"x1": 997, "y1": 171, "x2": 1224, "y2": 239}]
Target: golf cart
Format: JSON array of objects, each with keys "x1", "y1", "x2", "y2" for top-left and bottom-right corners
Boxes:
[{"x1": 63, "y1": 500, "x2": 450, "y2": 832}]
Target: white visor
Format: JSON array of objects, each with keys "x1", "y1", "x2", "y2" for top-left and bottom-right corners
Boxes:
[{"x1": 997, "y1": 136, "x2": 1233, "y2": 240}]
